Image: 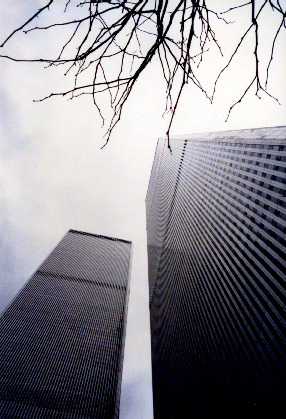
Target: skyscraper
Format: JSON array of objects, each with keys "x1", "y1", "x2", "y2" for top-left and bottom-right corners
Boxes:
[
  {"x1": 0, "y1": 229, "x2": 132, "y2": 419},
  {"x1": 146, "y1": 126, "x2": 286, "y2": 419}
]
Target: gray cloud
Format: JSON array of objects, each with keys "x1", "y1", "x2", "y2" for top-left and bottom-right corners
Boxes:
[{"x1": 1, "y1": 3, "x2": 286, "y2": 418}]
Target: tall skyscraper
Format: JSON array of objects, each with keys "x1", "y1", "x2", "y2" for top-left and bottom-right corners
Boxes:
[
  {"x1": 0, "y1": 229, "x2": 132, "y2": 419},
  {"x1": 146, "y1": 126, "x2": 286, "y2": 419}
]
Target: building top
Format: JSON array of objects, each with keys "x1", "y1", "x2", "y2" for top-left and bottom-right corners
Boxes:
[
  {"x1": 159, "y1": 125, "x2": 286, "y2": 144},
  {"x1": 69, "y1": 229, "x2": 132, "y2": 244},
  {"x1": 146, "y1": 125, "x2": 286, "y2": 215},
  {"x1": 38, "y1": 229, "x2": 132, "y2": 288}
]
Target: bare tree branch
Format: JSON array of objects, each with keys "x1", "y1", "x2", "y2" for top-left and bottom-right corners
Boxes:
[
  {"x1": 220, "y1": 2, "x2": 252, "y2": 15},
  {"x1": 1, "y1": 1, "x2": 285, "y2": 144},
  {"x1": 1, "y1": 1, "x2": 54, "y2": 48}
]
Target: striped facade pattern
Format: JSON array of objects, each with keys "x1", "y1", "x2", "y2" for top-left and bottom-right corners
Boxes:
[
  {"x1": 0, "y1": 230, "x2": 132, "y2": 419},
  {"x1": 146, "y1": 127, "x2": 286, "y2": 419}
]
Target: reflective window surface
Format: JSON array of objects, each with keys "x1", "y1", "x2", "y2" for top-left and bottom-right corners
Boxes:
[
  {"x1": 0, "y1": 230, "x2": 132, "y2": 419},
  {"x1": 146, "y1": 126, "x2": 286, "y2": 419}
]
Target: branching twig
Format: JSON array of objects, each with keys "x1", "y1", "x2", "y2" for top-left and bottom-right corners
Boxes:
[
  {"x1": 1, "y1": 1, "x2": 54, "y2": 47},
  {"x1": 0, "y1": 0, "x2": 285, "y2": 145}
]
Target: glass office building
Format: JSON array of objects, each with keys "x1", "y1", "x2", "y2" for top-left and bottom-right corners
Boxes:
[
  {"x1": 146, "y1": 126, "x2": 286, "y2": 419},
  {"x1": 0, "y1": 229, "x2": 132, "y2": 419}
]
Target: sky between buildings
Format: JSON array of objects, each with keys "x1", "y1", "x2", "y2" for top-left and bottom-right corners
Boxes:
[{"x1": 0, "y1": 1, "x2": 286, "y2": 418}]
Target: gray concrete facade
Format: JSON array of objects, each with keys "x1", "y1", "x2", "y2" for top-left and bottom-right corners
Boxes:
[
  {"x1": 146, "y1": 126, "x2": 286, "y2": 419},
  {"x1": 0, "y1": 230, "x2": 132, "y2": 419}
]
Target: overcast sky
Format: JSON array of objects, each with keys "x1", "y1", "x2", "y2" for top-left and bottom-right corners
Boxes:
[{"x1": 1, "y1": 1, "x2": 286, "y2": 418}]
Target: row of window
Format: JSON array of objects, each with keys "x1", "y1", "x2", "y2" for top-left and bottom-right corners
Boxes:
[
  {"x1": 185, "y1": 167, "x2": 285, "y2": 278},
  {"x1": 188, "y1": 159, "x2": 286, "y2": 236},
  {"x1": 188, "y1": 141, "x2": 285, "y2": 151}
]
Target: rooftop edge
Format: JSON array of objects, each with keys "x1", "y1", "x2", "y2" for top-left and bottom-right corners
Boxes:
[{"x1": 69, "y1": 229, "x2": 132, "y2": 244}]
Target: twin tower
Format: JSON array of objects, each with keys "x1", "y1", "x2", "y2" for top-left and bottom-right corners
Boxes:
[{"x1": 1, "y1": 127, "x2": 286, "y2": 418}]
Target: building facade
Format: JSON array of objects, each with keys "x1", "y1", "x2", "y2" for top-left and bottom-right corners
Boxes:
[
  {"x1": 0, "y1": 229, "x2": 132, "y2": 419},
  {"x1": 146, "y1": 126, "x2": 286, "y2": 418}
]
